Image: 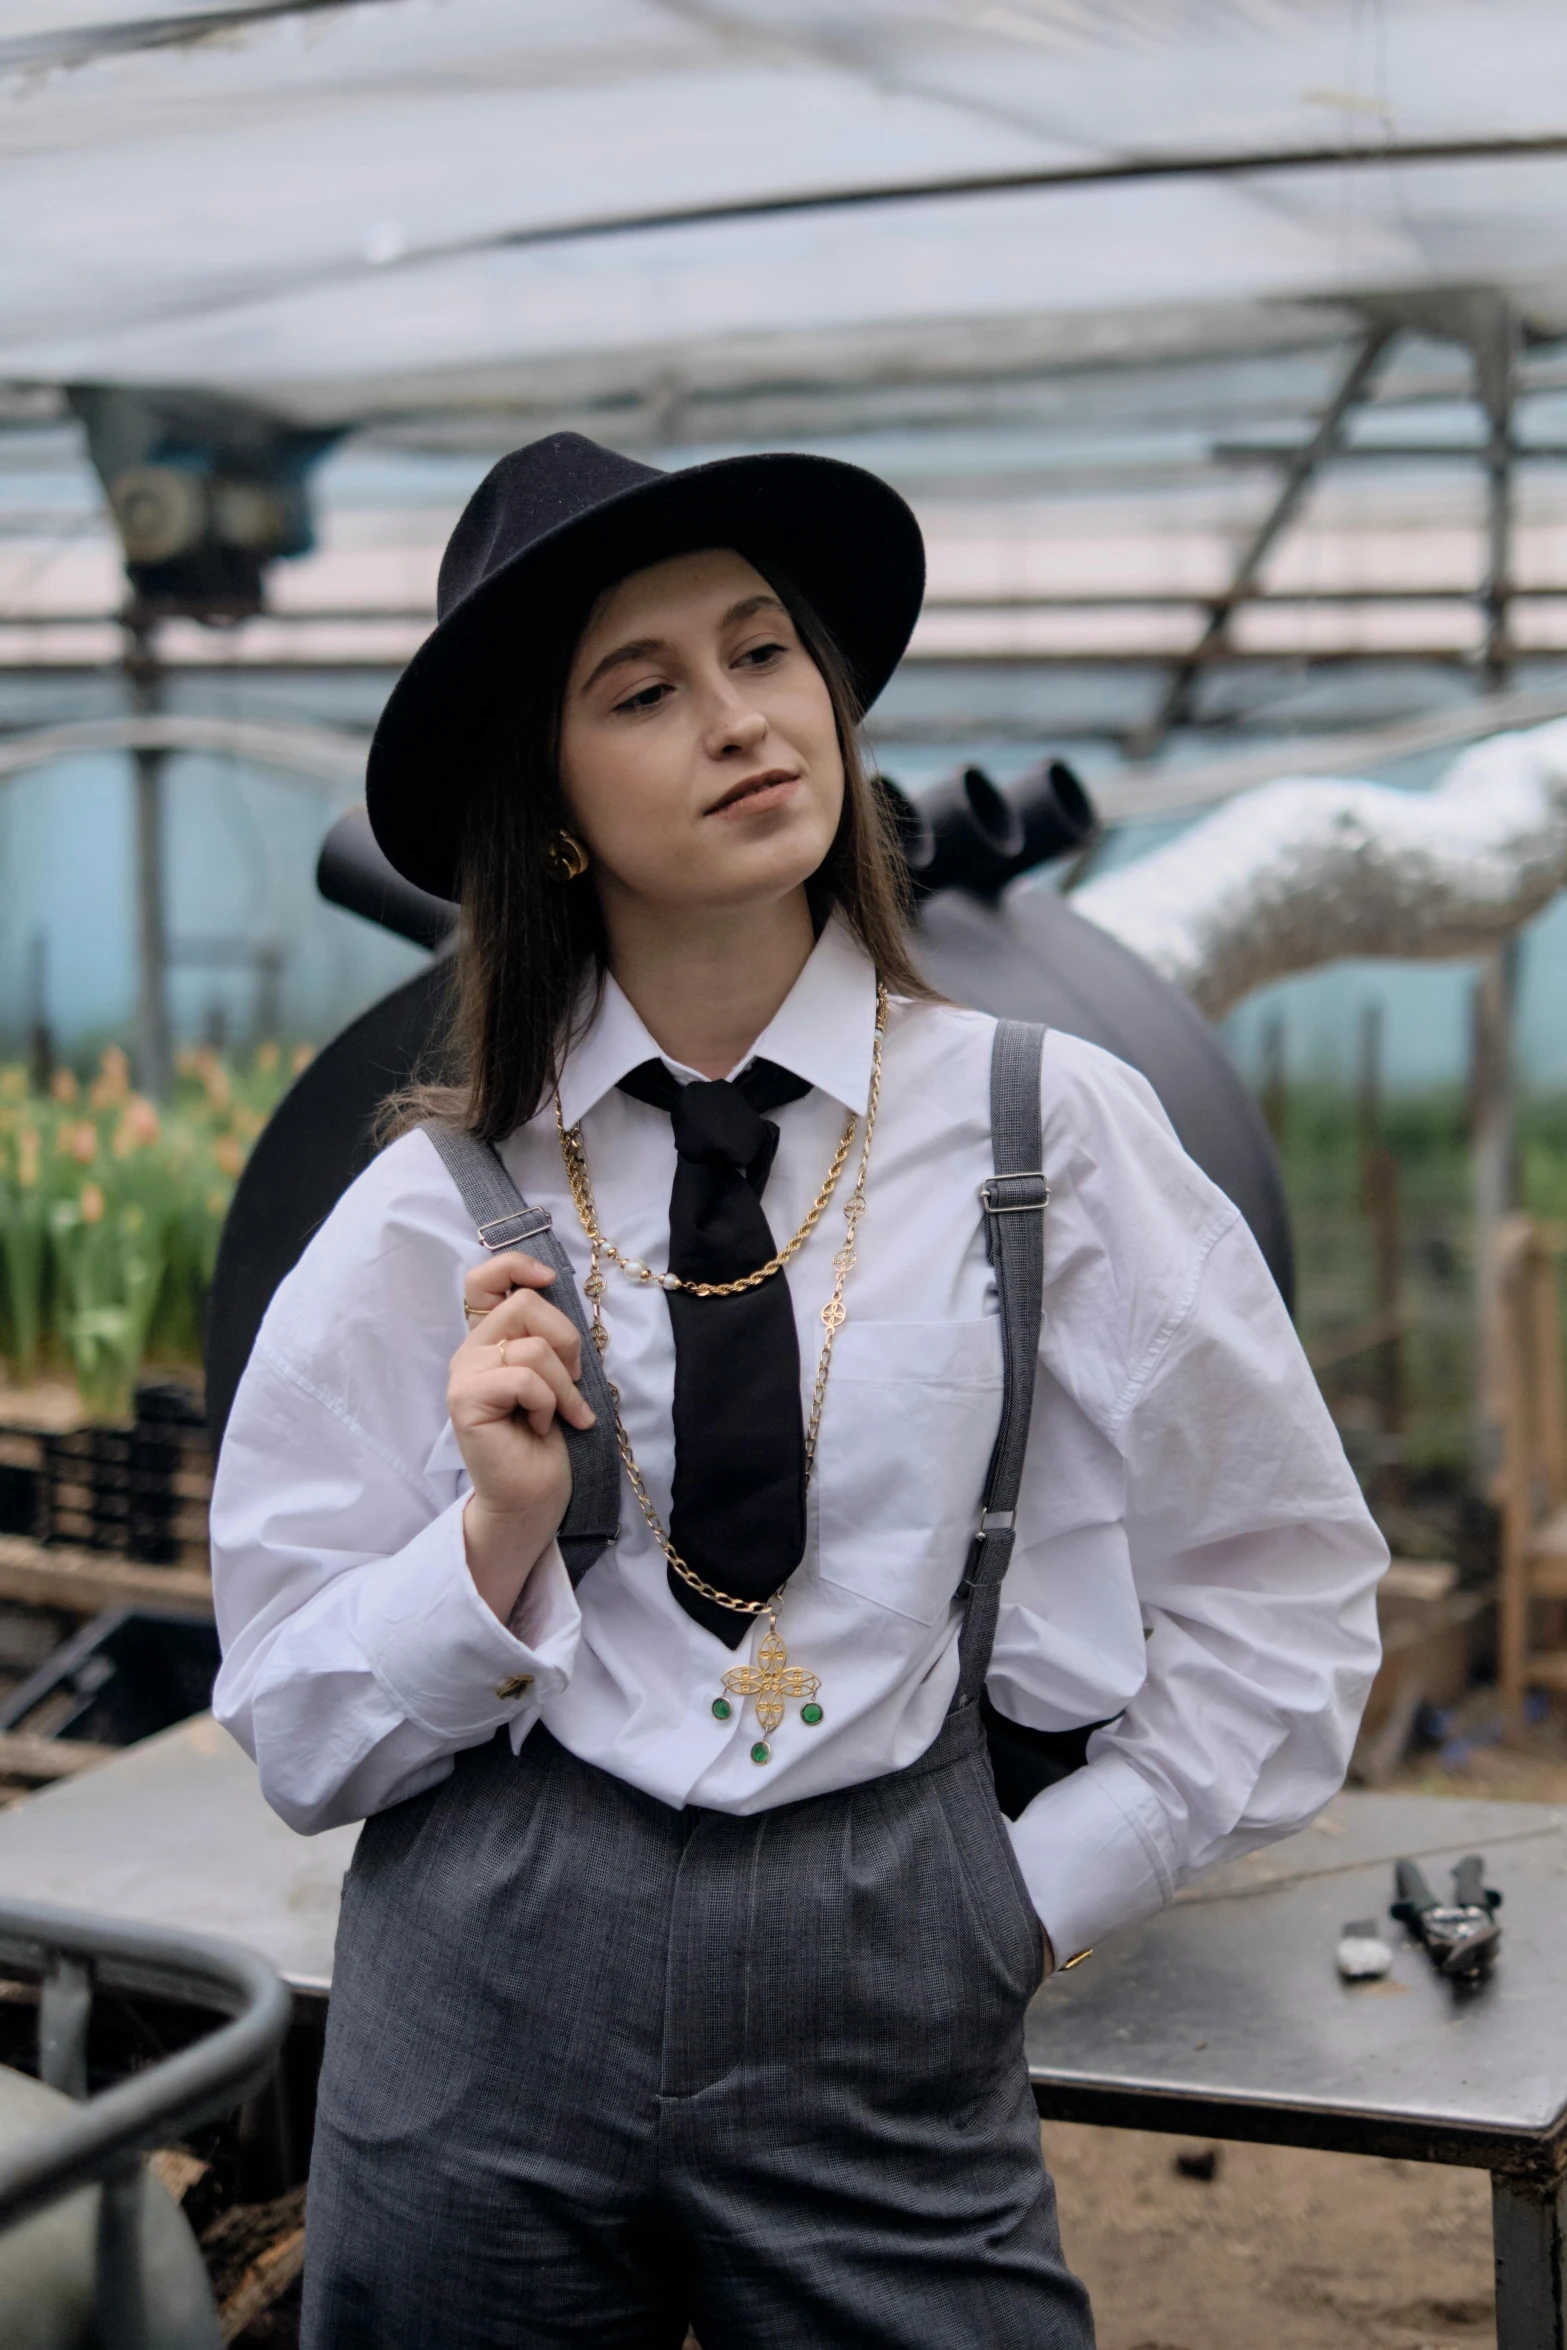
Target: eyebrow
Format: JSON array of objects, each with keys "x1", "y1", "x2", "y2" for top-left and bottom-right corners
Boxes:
[{"x1": 578, "y1": 593, "x2": 787, "y2": 697}]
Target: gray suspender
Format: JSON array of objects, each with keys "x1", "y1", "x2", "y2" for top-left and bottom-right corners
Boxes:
[
  {"x1": 951, "y1": 1019, "x2": 1049, "y2": 1712},
  {"x1": 423, "y1": 1124, "x2": 621, "y2": 1585},
  {"x1": 421, "y1": 1015, "x2": 1047, "y2": 1688}
]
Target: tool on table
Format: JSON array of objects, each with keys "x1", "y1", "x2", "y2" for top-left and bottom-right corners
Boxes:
[
  {"x1": 1390, "y1": 1854, "x2": 1502, "y2": 1977},
  {"x1": 1336, "y1": 1919, "x2": 1395, "y2": 1980}
]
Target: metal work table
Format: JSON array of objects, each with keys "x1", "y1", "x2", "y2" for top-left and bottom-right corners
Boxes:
[
  {"x1": 0, "y1": 1713, "x2": 356, "y2": 1996},
  {"x1": 1028, "y1": 1789, "x2": 1567, "y2": 2348},
  {"x1": 0, "y1": 1733, "x2": 1561, "y2": 2341}
]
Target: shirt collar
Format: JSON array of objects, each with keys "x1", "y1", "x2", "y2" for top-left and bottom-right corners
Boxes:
[{"x1": 555, "y1": 913, "x2": 878, "y2": 1130}]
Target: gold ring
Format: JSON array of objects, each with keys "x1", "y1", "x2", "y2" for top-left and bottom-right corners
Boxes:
[
  {"x1": 496, "y1": 1338, "x2": 508, "y2": 1368},
  {"x1": 463, "y1": 1302, "x2": 489, "y2": 1322}
]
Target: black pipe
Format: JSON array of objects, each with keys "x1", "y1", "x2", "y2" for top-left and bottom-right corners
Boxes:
[
  {"x1": 884, "y1": 766, "x2": 1016, "y2": 902},
  {"x1": 928, "y1": 767, "x2": 1024, "y2": 900},
  {"x1": 1013, "y1": 758, "x2": 1098, "y2": 870},
  {"x1": 316, "y1": 807, "x2": 456, "y2": 952},
  {"x1": 879, "y1": 760, "x2": 1097, "y2": 901},
  {"x1": 873, "y1": 774, "x2": 932, "y2": 876}
]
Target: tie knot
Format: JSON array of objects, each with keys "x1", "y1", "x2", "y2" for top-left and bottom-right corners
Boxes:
[
  {"x1": 670, "y1": 1080, "x2": 771, "y2": 1174},
  {"x1": 616, "y1": 1057, "x2": 813, "y2": 1178}
]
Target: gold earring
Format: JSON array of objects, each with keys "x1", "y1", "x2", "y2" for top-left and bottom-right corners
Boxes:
[{"x1": 546, "y1": 829, "x2": 589, "y2": 881}]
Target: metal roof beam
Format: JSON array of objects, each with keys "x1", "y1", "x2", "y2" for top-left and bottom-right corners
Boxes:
[{"x1": 1129, "y1": 328, "x2": 1397, "y2": 757}]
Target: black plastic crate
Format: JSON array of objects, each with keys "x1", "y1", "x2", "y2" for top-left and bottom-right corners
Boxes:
[
  {"x1": 0, "y1": 1462, "x2": 38, "y2": 1538},
  {"x1": 37, "y1": 1379, "x2": 210, "y2": 1565},
  {"x1": 0, "y1": 1606, "x2": 220, "y2": 1746}
]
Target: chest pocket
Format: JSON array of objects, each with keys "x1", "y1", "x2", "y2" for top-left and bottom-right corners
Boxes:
[{"x1": 815, "y1": 1319, "x2": 1004, "y2": 1625}]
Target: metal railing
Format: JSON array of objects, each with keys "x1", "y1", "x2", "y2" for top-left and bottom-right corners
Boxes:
[{"x1": 0, "y1": 1896, "x2": 291, "y2": 2349}]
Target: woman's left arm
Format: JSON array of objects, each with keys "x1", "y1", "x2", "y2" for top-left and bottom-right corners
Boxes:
[{"x1": 993, "y1": 1041, "x2": 1387, "y2": 1968}]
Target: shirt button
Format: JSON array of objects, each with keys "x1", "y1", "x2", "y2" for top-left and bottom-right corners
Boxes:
[{"x1": 495, "y1": 1674, "x2": 534, "y2": 1701}]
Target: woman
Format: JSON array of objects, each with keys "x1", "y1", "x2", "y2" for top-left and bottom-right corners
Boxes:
[{"x1": 212, "y1": 431, "x2": 1385, "y2": 2349}]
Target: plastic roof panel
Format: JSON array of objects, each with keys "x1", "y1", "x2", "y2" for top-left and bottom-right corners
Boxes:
[
  {"x1": 7, "y1": 66, "x2": 1024, "y2": 319},
  {"x1": 7, "y1": 0, "x2": 1567, "y2": 733},
  {"x1": 1, "y1": 0, "x2": 1566, "y2": 423},
  {"x1": 6, "y1": 182, "x2": 1424, "y2": 407}
]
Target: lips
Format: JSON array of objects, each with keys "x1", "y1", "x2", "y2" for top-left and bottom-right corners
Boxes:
[{"x1": 706, "y1": 769, "x2": 800, "y2": 815}]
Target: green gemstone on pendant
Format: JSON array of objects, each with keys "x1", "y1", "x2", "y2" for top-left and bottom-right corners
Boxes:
[
  {"x1": 711, "y1": 1697, "x2": 733, "y2": 1721},
  {"x1": 750, "y1": 1740, "x2": 771, "y2": 1766},
  {"x1": 801, "y1": 1702, "x2": 823, "y2": 1727}
]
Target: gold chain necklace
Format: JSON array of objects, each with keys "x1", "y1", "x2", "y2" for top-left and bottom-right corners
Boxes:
[
  {"x1": 556, "y1": 1105, "x2": 856, "y2": 1299},
  {"x1": 556, "y1": 984, "x2": 887, "y2": 1763}
]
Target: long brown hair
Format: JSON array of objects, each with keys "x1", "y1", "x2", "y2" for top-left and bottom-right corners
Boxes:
[{"x1": 393, "y1": 556, "x2": 934, "y2": 1143}]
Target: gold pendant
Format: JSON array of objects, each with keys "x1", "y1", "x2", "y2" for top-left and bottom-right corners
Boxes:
[{"x1": 711, "y1": 1614, "x2": 823, "y2": 1764}]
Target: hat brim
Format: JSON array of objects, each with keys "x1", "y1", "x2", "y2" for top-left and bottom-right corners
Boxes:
[{"x1": 365, "y1": 450, "x2": 925, "y2": 900}]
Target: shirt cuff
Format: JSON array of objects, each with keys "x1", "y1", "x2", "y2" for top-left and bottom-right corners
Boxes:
[
  {"x1": 1006, "y1": 1753, "x2": 1175, "y2": 1964},
  {"x1": 355, "y1": 1498, "x2": 580, "y2": 1740}
]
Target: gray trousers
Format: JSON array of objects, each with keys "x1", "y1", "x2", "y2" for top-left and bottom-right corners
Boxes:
[{"x1": 302, "y1": 1702, "x2": 1094, "y2": 2349}]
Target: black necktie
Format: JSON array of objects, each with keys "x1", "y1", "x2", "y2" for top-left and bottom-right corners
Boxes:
[{"x1": 616, "y1": 1057, "x2": 813, "y2": 1646}]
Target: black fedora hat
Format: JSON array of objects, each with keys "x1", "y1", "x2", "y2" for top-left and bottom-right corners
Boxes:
[{"x1": 366, "y1": 432, "x2": 926, "y2": 900}]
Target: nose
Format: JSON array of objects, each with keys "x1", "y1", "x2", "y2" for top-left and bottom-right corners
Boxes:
[{"x1": 702, "y1": 690, "x2": 768, "y2": 761}]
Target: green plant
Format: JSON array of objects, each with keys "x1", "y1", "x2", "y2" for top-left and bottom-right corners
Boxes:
[
  {"x1": 0, "y1": 1091, "x2": 47, "y2": 1384},
  {"x1": 0, "y1": 1040, "x2": 309, "y2": 1422},
  {"x1": 1268, "y1": 1080, "x2": 1567, "y2": 1487}
]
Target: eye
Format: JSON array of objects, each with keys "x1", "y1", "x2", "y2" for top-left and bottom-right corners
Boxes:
[
  {"x1": 613, "y1": 680, "x2": 670, "y2": 714},
  {"x1": 736, "y1": 638, "x2": 788, "y2": 668}
]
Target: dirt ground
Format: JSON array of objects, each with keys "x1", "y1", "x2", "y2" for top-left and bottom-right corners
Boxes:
[{"x1": 1048, "y1": 2125, "x2": 1494, "y2": 2350}]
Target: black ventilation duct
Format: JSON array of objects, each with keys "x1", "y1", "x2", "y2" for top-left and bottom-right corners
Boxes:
[
  {"x1": 1014, "y1": 758, "x2": 1098, "y2": 871},
  {"x1": 317, "y1": 808, "x2": 457, "y2": 953},
  {"x1": 879, "y1": 760, "x2": 1097, "y2": 902},
  {"x1": 898, "y1": 765, "x2": 1021, "y2": 901}
]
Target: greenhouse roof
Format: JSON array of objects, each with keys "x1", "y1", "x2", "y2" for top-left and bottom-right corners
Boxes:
[
  {"x1": 6, "y1": 0, "x2": 1567, "y2": 736},
  {"x1": 1, "y1": 0, "x2": 1565, "y2": 428}
]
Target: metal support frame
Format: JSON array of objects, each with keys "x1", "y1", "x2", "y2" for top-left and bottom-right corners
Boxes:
[
  {"x1": 1474, "y1": 938, "x2": 1521, "y2": 1491},
  {"x1": 123, "y1": 625, "x2": 172, "y2": 1102},
  {"x1": 1212, "y1": 441, "x2": 1567, "y2": 466},
  {"x1": 1477, "y1": 300, "x2": 1520, "y2": 691},
  {"x1": 1131, "y1": 328, "x2": 1395, "y2": 754},
  {"x1": 1494, "y1": 2168, "x2": 1567, "y2": 2350},
  {"x1": 14, "y1": 583, "x2": 1567, "y2": 624},
  {"x1": 38, "y1": 1954, "x2": 91, "y2": 2100},
  {"x1": 1124, "y1": 289, "x2": 1531, "y2": 740},
  {"x1": 0, "y1": 1896, "x2": 290, "y2": 2349}
]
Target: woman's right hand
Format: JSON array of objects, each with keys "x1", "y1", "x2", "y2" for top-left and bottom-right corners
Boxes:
[{"x1": 448, "y1": 1251, "x2": 597, "y2": 1622}]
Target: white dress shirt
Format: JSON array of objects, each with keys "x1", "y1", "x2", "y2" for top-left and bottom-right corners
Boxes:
[{"x1": 212, "y1": 915, "x2": 1385, "y2": 1964}]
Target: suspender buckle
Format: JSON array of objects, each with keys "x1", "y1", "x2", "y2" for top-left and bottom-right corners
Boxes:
[
  {"x1": 976, "y1": 1508, "x2": 1016, "y2": 1540},
  {"x1": 980, "y1": 1172, "x2": 1049, "y2": 1215},
  {"x1": 476, "y1": 1204, "x2": 554, "y2": 1251}
]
